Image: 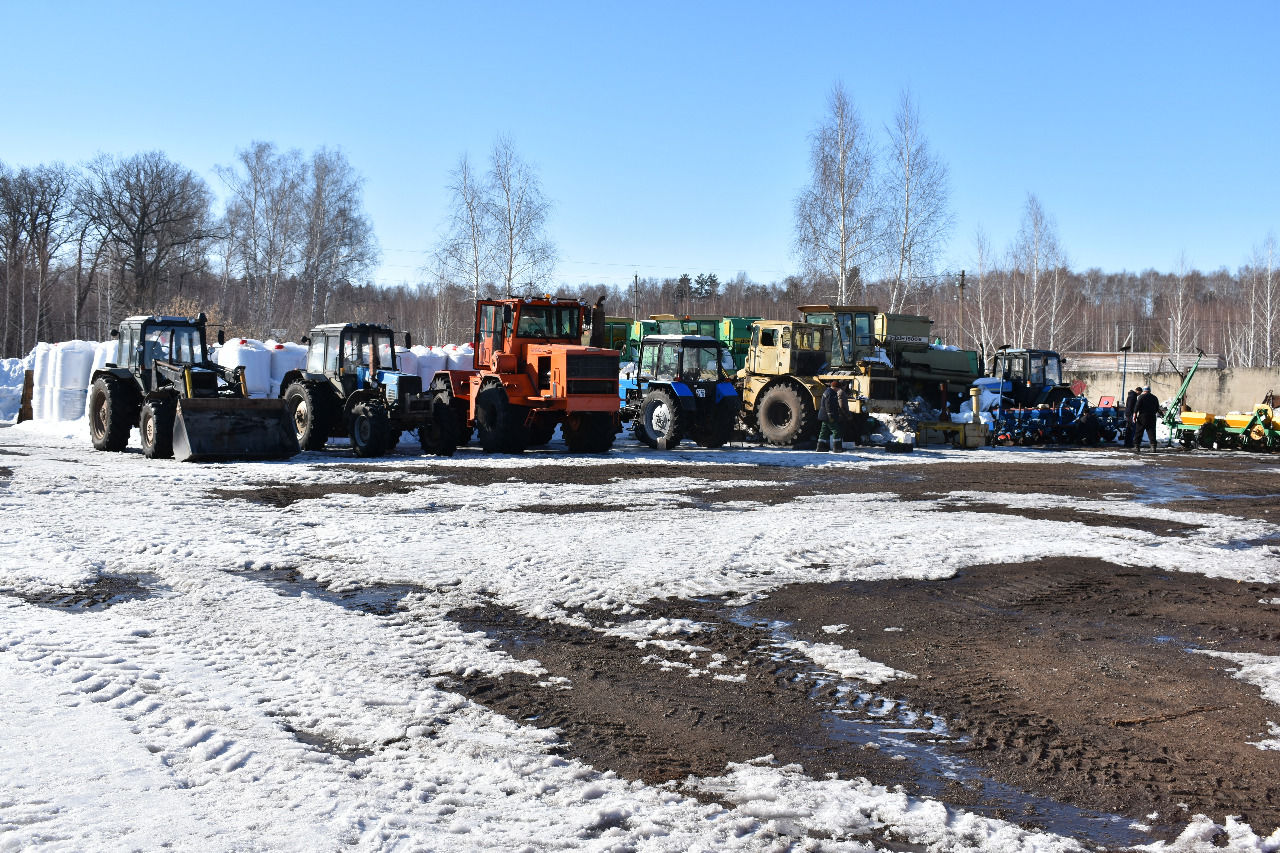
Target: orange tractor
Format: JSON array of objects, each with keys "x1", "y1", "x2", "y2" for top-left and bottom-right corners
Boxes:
[{"x1": 437, "y1": 297, "x2": 621, "y2": 453}]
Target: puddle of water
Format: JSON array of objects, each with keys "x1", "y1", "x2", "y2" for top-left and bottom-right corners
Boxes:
[
  {"x1": 3, "y1": 573, "x2": 158, "y2": 611},
  {"x1": 725, "y1": 603, "x2": 1144, "y2": 848},
  {"x1": 233, "y1": 567, "x2": 418, "y2": 615}
]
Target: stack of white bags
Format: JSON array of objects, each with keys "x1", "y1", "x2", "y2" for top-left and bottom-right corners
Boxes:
[
  {"x1": 213, "y1": 338, "x2": 306, "y2": 398},
  {"x1": 26, "y1": 340, "x2": 116, "y2": 422}
]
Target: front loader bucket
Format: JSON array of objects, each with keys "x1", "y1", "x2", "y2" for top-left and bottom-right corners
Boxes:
[{"x1": 173, "y1": 398, "x2": 301, "y2": 462}]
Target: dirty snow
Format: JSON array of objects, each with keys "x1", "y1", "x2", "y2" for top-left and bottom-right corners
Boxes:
[{"x1": 3, "y1": 418, "x2": 1280, "y2": 851}]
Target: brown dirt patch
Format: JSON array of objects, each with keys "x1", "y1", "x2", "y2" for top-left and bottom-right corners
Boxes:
[
  {"x1": 448, "y1": 557, "x2": 1280, "y2": 843},
  {"x1": 209, "y1": 481, "x2": 420, "y2": 507}
]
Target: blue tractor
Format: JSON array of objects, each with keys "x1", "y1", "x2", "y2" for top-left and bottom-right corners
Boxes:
[
  {"x1": 279, "y1": 322, "x2": 458, "y2": 458},
  {"x1": 623, "y1": 335, "x2": 739, "y2": 450}
]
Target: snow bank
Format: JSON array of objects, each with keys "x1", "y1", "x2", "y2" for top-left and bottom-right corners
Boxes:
[
  {"x1": 216, "y1": 338, "x2": 271, "y2": 398},
  {"x1": 0, "y1": 358, "x2": 26, "y2": 422}
]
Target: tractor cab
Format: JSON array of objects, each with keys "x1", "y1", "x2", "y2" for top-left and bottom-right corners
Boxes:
[
  {"x1": 624, "y1": 335, "x2": 739, "y2": 450},
  {"x1": 744, "y1": 321, "x2": 831, "y2": 377},
  {"x1": 990, "y1": 348, "x2": 1071, "y2": 407},
  {"x1": 114, "y1": 315, "x2": 213, "y2": 394},
  {"x1": 797, "y1": 305, "x2": 879, "y2": 369},
  {"x1": 304, "y1": 322, "x2": 403, "y2": 400}
]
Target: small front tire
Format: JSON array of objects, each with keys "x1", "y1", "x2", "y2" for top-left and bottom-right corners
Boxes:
[{"x1": 140, "y1": 399, "x2": 176, "y2": 459}]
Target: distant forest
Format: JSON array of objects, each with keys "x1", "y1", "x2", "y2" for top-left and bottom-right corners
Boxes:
[{"x1": 3, "y1": 145, "x2": 1277, "y2": 367}]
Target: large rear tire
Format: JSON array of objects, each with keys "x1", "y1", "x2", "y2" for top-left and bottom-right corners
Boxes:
[
  {"x1": 564, "y1": 412, "x2": 615, "y2": 453},
  {"x1": 638, "y1": 388, "x2": 684, "y2": 450},
  {"x1": 140, "y1": 399, "x2": 176, "y2": 459},
  {"x1": 88, "y1": 377, "x2": 134, "y2": 452},
  {"x1": 475, "y1": 384, "x2": 527, "y2": 454},
  {"x1": 418, "y1": 395, "x2": 459, "y2": 457},
  {"x1": 349, "y1": 401, "x2": 390, "y2": 458},
  {"x1": 284, "y1": 382, "x2": 331, "y2": 451},
  {"x1": 756, "y1": 383, "x2": 813, "y2": 447}
]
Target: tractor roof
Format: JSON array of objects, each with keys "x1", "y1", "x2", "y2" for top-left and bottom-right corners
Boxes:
[
  {"x1": 309, "y1": 322, "x2": 393, "y2": 335},
  {"x1": 640, "y1": 334, "x2": 720, "y2": 345},
  {"x1": 121, "y1": 314, "x2": 205, "y2": 327},
  {"x1": 796, "y1": 304, "x2": 880, "y2": 314}
]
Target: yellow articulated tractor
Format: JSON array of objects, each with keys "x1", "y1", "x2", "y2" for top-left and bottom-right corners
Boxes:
[{"x1": 738, "y1": 311, "x2": 901, "y2": 447}]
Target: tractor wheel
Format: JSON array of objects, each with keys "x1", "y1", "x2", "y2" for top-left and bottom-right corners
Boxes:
[
  {"x1": 284, "y1": 382, "x2": 331, "y2": 451},
  {"x1": 418, "y1": 395, "x2": 459, "y2": 457},
  {"x1": 756, "y1": 383, "x2": 813, "y2": 447},
  {"x1": 565, "y1": 413, "x2": 615, "y2": 453},
  {"x1": 693, "y1": 399, "x2": 737, "y2": 448},
  {"x1": 349, "y1": 401, "x2": 390, "y2": 457},
  {"x1": 638, "y1": 388, "x2": 684, "y2": 450},
  {"x1": 140, "y1": 399, "x2": 176, "y2": 459},
  {"x1": 527, "y1": 418, "x2": 557, "y2": 447},
  {"x1": 88, "y1": 377, "x2": 133, "y2": 452},
  {"x1": 475, "y1": 384, "x2": 527, "y2": 454}
]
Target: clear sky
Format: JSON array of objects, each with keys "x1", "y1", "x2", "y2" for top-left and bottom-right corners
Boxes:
[{"x1": 3, "y1": 1, "x2": 1277, "y2": 288}]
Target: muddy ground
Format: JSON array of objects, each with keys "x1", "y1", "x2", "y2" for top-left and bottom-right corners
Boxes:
[
  {"x1": 209, "y1": 448, "x2": 1280, "y2": 846},
  {"x1": 437, "y1": 450, "x2": 1280, "y2": 848}
]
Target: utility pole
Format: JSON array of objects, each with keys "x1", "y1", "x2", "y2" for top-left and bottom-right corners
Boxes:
[
  {"x1": 956, "y1": 270, "x2": 966, "y2": 349},
  {"x1": 633, "y1": 273, "x2": 639, "y2": 322}
]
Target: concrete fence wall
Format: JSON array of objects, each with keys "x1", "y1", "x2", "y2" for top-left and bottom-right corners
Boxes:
[{"x1": 1067, "y1": 367, "x2": 1280, "y2": 415}]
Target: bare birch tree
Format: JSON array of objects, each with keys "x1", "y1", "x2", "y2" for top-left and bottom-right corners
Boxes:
[
  {"x1": 1247, "y1": 234, "x2": 1278, "y2": 366},
  {"x1": 299, "y1": 147, "x2": 378, "y2": 326},
  {"x1": 432, "y1": 138, "x2": 556, "y2": 299},
  {"x1": 793, "y1": 82, "x2": 878, "y2": 304},
  {"x1": 1009, "y1": 194, "x2": 1061, "y2": 346},
  {"x1": 216, "y1": 142, "x2": 305, "y2": 325},
  {"x1": 488, "y1": 136, "x2": 555, "y2": 295},
  {"x1": 882, "y1": 90, "x2": 952, "y2": 312},
  {"x1": 433, "y1": 155, "x2": 495, "y2": 300}
]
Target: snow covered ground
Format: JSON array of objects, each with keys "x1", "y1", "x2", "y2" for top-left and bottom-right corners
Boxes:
[{"x1": 3, "y1": 419, "x2": 1280, "y2": 852}]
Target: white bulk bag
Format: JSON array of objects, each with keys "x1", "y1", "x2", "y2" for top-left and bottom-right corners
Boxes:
[{"x1": 216, "y1": 338, "x2": 272, "y2": 398}]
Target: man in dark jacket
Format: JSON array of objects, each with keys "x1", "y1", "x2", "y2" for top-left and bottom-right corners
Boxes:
[
  {"x1": 816, "y1": 379, "x2": 848, "y2": 453},
  {"x1": 1123, "y1": 386, "x2": 1140, "y2": 447},
  {"x1": 1133, "y1": 385, "x2": 1160, "y2": 451}
]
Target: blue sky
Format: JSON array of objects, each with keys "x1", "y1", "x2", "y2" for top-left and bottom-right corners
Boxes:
[{"x1": 3, "y1": 1, "x2": 1277, "y2": 287}]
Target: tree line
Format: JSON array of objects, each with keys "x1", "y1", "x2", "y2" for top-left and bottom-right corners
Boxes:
[{"x1": 3, "y1": 95, "x2": 1276, "y2": 367}]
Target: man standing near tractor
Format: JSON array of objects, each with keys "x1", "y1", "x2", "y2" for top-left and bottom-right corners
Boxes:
[
  {"x1": 816, "y1": 379, "x2": 848, "y2": 453},
  {"x1": 1133, "y1": 385, "x2": 1160, "y2": 451},
  {"x1": 1123, "y1": 386, "x2": 1140, "y2": 447}
]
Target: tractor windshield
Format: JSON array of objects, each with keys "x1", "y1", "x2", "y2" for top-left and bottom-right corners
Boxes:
[
  {"x1": 342, "y1": 328, "x2": 395, "y2": 372},
  {"x1": 680, "y1": 344, "x2": 730, "y2": 383},
  {"x1": 1044, "y1": 354, "x2": 1063, "y2": 386},
  {"x1": 143, "y1": 325, "x2": 204, "y2": 366},
  {"x1": 517, "y1": 305, "x2": 580, "y2": 340}
]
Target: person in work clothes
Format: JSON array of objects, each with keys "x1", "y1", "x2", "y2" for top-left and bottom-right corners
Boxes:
[
  {"x1": 816, "y1": 379, "x2": 848, "y2": 453},
  {"x1": 1123, "y1": 386, "x2": 1140, "y2": 447},
  {"x1": 1133, "y1": 385, "x2": 1160, "y2": 451}
]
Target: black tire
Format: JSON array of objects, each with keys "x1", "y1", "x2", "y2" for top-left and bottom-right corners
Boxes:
[
  {"x1": 526, "y1": 418, "x2": 557, "y2": 447},
  {"x1": 756, "y1": 383, "x2": 813, "y2": 447},
  {"x1": 637, "y1": 388, "x2": 684, "y2": 450},
  {"x1": 693, "y1": 398, "x2": 737, "y2": 448},
  {"x1": 349, "y1": 401, "x2": 390, "y2": 458},
  {"x1": 88, "y1": 377, "x2": 133, "y2": 452},
  {"x1": 564, "y1": 412, "x2": 615, "y2": 453},
  {"x1": 284, "y1": 382, "x2": 331, "y2": 451},
  {"x1": 140, "y1": 399, "x2": 176, "y2": 459},
  {"x1": 475, "y1": 384, "x2": 527, "y2": 454},
  {"x1": 418, "y1": 395, "x2": 459, "y2": 457}
]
